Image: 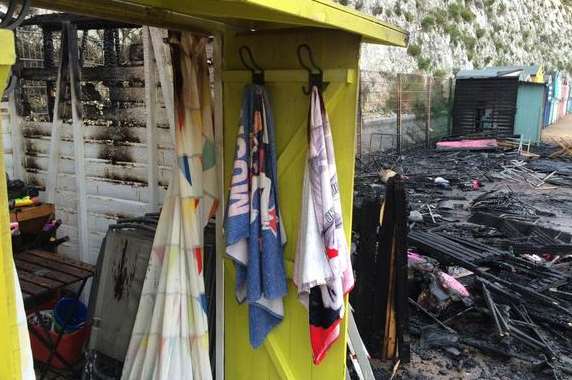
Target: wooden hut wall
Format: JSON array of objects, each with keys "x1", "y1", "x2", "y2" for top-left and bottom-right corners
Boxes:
[
  {"x1": 452, "y1": 78, "x2": 519, "y2": 137},
  {"x1": 5, "y1": 25, "x2": 174, "y2": 263}
]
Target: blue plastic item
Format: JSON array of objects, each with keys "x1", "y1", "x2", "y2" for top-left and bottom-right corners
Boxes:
[{"x1": 53, "y1": 298, "x2": 88, "y2": 333}]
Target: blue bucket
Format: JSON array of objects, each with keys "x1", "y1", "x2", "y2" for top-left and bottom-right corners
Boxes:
[{"x1": 53, "y1": 298, "x2": 88, "y2": 333}]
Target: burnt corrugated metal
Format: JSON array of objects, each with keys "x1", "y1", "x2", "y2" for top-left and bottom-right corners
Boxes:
[{"x1": 452, "y1": 78, "x2": 519, "y2": 137}]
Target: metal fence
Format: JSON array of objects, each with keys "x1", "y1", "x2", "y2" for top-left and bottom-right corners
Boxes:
[{"x1": 358, "y1": 71, "x2": 453, "y2": 157}]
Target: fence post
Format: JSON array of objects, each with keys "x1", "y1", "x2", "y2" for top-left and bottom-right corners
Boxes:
[
  {"x1": 67, "y1": 23, "x2": 90, "y2": 263},
  {"x1": 396, "y1": 74, "x2": 402, "y2": 154},
  {"x1": 143, "y1": 27, "x2": 159, "y2": 213},
  {"x1": 426, "y1": 76, "x2": 432, "y2": 149},
  {"x1": 448, "y1": 77, "x2": 454, "y2": 136}
]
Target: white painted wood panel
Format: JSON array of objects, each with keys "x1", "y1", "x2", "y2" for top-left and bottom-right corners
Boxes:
[
  {"x1": 26, "y1": 157, "x2": 172, "y2": 186},
  {"x1": 23, "y1": 122, "x2": 173, "y2": 148},
  {"x1": 23, "y1": 136, "x2": 175, "y2": 166},
  {"x1": 9, "y1": 34, "x2": 175, "y2": 263},
  {"x1": 1, "y1": 102, "x2": 14, "y2": 179}
]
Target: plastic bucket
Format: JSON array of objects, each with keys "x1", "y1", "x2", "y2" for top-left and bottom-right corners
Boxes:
[
  {"x1": 28, "y1": 310, "x2": 91, "y2": 369},
  {"x1": 53, "y1": 297, "x2": 88, "y2": 333}
]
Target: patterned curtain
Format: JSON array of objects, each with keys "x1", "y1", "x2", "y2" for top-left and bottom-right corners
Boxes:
[{"x1": 121, "y1": 32, "x2": 217, "y2": 380}]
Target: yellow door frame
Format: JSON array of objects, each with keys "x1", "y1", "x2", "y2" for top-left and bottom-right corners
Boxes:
[{"x1": 0, "y1": 28, "x2": 24, "y2": 380}]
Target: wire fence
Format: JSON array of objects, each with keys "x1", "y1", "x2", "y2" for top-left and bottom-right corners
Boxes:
[{"x1": 358, "y1": 71, "x2": 453, "y2": 157}]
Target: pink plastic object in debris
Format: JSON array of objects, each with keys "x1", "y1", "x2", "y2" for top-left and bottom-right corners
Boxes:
[
  {"x1": 437, "y1": 272, "x2": 470, "y2": 298},
  {"x1": 436, "y1": 139, "x2": 497, "y2": 151},
  {"x1": 471, "y1": 179, "x2": 481, "y2": 190},
  {"x1": 408, "y1": 251, "x2": 425, "y2": 264},
  {"x1": 408, "y1": 251, "x2": 435, "y2": 272}
]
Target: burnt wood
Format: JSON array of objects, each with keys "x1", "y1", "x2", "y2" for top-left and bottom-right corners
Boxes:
[
  {"x1": 452, "y1": 78, "x2": 519, "y2": 137},
  {"x1": 19, "y1": 65, "x2": 144, "y2": 82}
]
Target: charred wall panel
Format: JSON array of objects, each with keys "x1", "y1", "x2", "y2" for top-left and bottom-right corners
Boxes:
[
  {"x1": 12, "y1": 25, "x2": 174, "y2": 263},
  {"x1": 452, "y1": 78, "x2": 519, "y2": 137}
]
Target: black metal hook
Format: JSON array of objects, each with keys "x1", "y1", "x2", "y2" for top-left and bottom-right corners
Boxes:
[
  {"x1": 0, "y1": 0, "x2": 18, "y2": 28},
  {"x1": 297, "y1": 44, "x2": 328, "y2": 95},
  {"x1": 0, "y1": 0, "x2": 31, "y2": 30},
  {"x1": 239, "y1": 46, "x2": 264, "y2": 85}
]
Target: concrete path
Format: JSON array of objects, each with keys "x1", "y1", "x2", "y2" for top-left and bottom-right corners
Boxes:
[{"x1": 542, "y1": 114, "x2": 572, "y2": 142}]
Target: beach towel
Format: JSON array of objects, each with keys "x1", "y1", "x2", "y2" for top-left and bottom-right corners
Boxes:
[
  {"x1": 294, "y1": 86, "x2": 354, "y2": 365},
  {"x1": 225, "y1": 85, "x2": 287, "y2": 348},
  {"x1": 121, "y1": 32, "x2": 217, "y2": 380}
]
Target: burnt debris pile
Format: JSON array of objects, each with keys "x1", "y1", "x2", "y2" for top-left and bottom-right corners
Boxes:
[{"x1": 353, "y1": 142, "x2": 572, "y2": 379}]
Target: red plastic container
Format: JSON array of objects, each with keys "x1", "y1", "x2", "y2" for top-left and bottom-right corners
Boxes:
[{"x1": 28, "y1": 310, "x2": 90, "y2": 369}]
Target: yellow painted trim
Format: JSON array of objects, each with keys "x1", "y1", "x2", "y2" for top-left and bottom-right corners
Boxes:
[
  {"x1": 0, "y1": 30, "x2": 15, "y2": 65},
  {"x1": 0, "y1": 29, "x2": 22, "y2": 380},
  {"x1": 32, "y1": 0, "x2": 408, "y2": 46},
  {"x1": 222, "y1": 69, "x2": 355, "y2": 84},
  {"x1": 241, "y1": 0, "x2": 408, "y2": 45},
  {"x1": 31, "y1": 0, "x2": 228, "y2": 33},
  {"x1": 533, "y1": 65, "x2": 545, "y2": 84}
]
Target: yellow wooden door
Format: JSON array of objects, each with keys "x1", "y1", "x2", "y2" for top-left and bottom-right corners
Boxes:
[
  {"x1": 223, "y1": 30, "x2": 360, "y2": 380},
  {"x1": 0, "y1": 29, "x2": 28, "y2": 380}
]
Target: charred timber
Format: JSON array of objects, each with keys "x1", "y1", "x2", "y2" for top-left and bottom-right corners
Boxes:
[{"x1": 19, "y1": 66, "x2": 144, "y2": 82}]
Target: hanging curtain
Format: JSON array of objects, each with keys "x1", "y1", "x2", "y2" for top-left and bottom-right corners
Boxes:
[
  {"x1": 121, "y1": 32, "x2": 217, "y2": 380},
  {"x1": 224, "y1": 85, "x2": 287, "y2": 348},
  {"x1": 293, "y1": 86, "x2": 354, "y2": 365}
]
